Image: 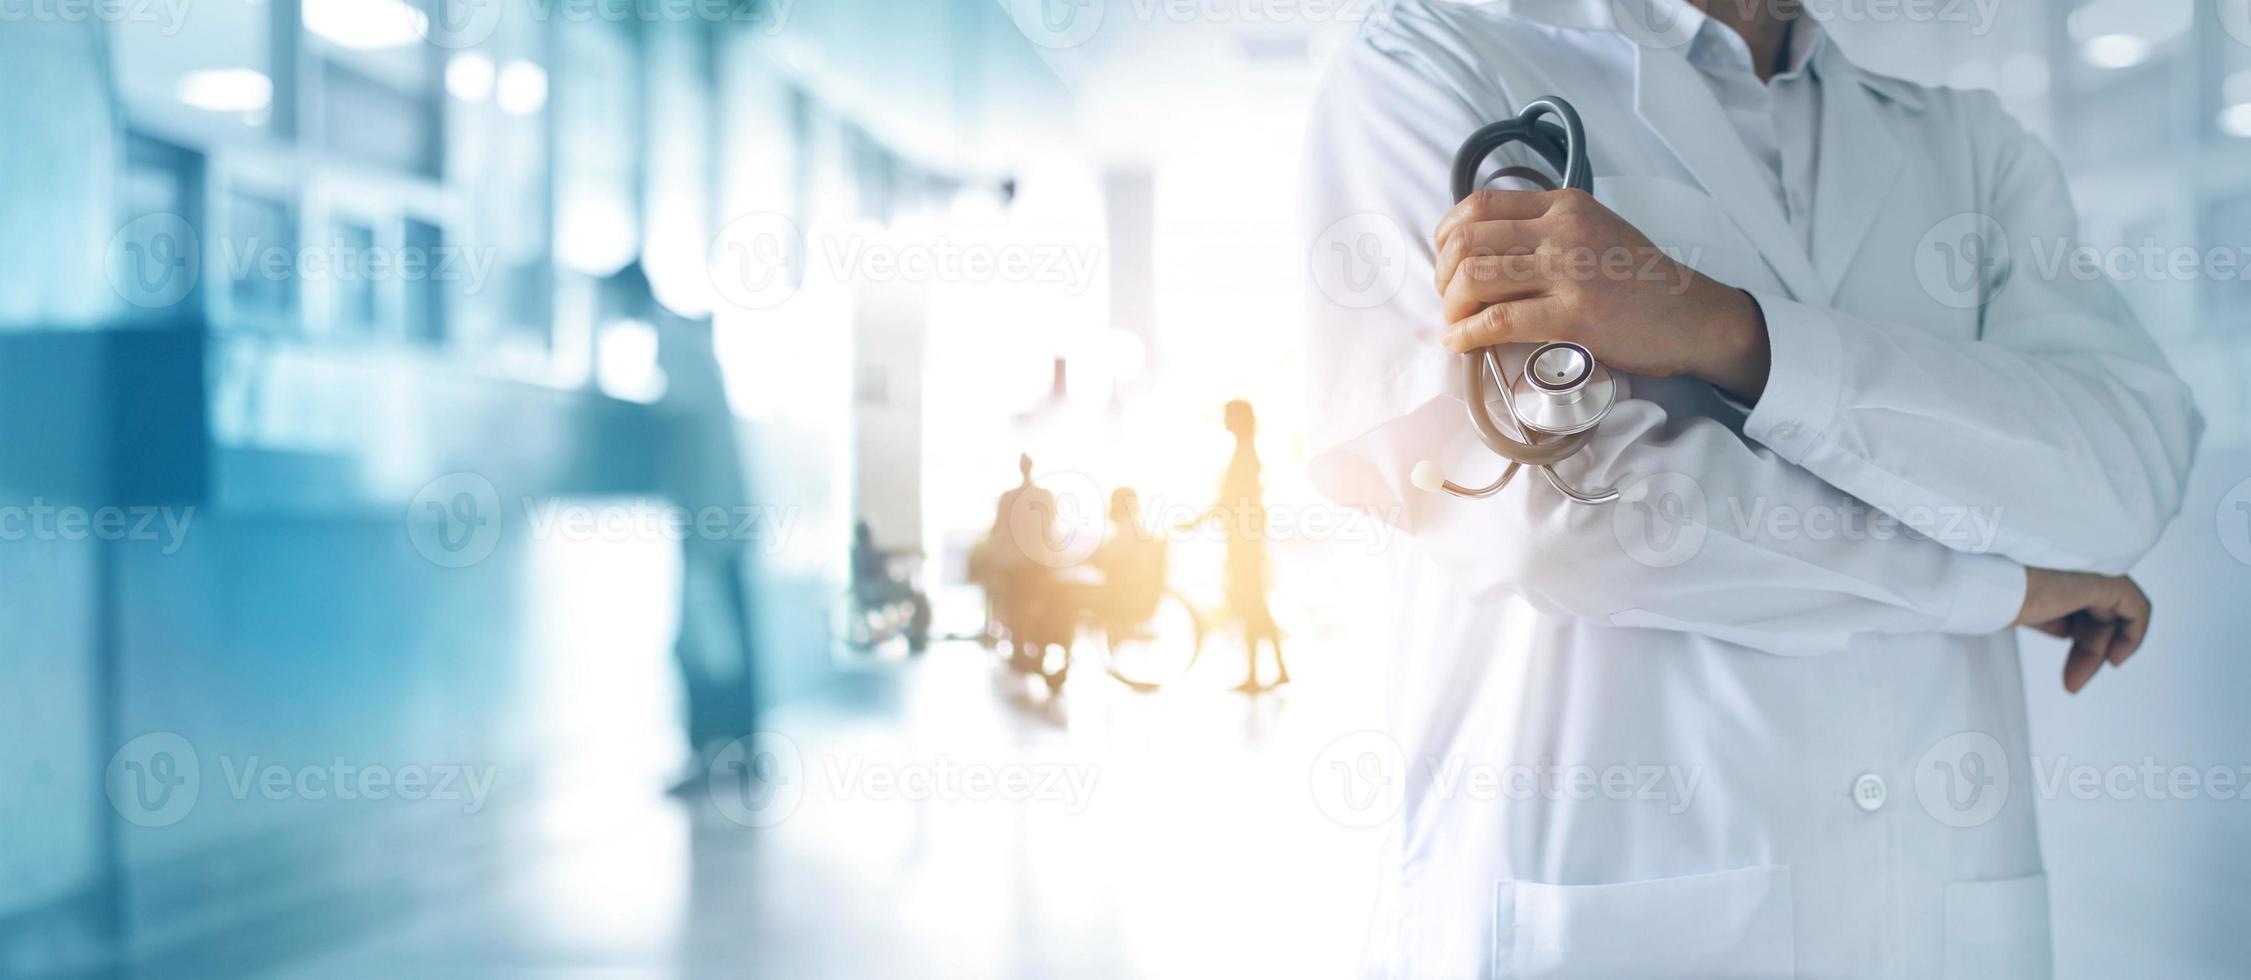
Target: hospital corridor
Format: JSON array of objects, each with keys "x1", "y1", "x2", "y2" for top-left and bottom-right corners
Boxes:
[{"x1": 4, "y1": 0, "x2": 2251, "y2": 977}]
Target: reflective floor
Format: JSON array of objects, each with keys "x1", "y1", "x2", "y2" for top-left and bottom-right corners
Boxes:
[{"x1": 248, "y1": 639, "x2": 1387, "y2": 980}]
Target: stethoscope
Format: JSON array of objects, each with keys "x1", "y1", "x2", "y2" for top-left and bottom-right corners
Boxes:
[{"x1": 1408, "y1": 96, "x2": 1623, "y2": 505}]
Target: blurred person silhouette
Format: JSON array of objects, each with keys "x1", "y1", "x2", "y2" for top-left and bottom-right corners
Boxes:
[
  {"x1": 969, "y1": 454, "x2": 1065, "y2": 671},
  {"x1": 1178, "y1": 400, "x2": 1288, "y2": 692},
  {"x1": 850, "y1": 519, "x2": 930, "y2": 652},
  {"x1": 601, "y1": 260, "x2": 760, "y2": 776},
  {"x1": 1085, "y1": 487, "x2": 1166, "y2": 630}
]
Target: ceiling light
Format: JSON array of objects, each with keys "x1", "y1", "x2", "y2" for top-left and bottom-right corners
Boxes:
[
  {"x1": 176, "y1": 69, "x2": 272, "y2": 113},
  {"x1": 2081, "y1": 34, "x2": 2150, "y2": 69},
  {"x1": 447, "y1": 52, "x2": 495, "y2": 102},
  {"x1": 497, "y1": 60, "x2": 548, "y2": 116},
  {"x1": 303, "y1": 0, "x2": 429, "y2": 50}
]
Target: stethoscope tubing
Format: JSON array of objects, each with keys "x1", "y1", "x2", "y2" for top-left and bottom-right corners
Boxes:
[{"x1": 1440, "y1": 96, "x2": 1620, "y2": 505}]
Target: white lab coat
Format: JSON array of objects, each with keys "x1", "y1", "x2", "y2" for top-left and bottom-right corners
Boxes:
[{"x1": 1299, "y1": 1, "x2": 2203, "y2": 977}]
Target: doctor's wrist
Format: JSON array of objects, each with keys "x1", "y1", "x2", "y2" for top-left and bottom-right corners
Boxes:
[{"x1": 1686, "y1": 283, "x2": 1771, "y2": 402}]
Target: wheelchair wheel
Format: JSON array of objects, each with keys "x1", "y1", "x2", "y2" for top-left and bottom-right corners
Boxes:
[{"x1": 1100, "y1": 590, "x2": 1204, "y2": 692}]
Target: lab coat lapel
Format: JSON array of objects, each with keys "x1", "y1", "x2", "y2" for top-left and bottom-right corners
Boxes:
[
  {"x1": 1810, "y1": 52, "x2": 1903, "y2": 303},
  {"x1": 1631, "y1": 44, "x2": 1825, "y2": 302}
]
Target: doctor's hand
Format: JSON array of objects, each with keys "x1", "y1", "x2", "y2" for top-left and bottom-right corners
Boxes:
[
  {"x1": 1433, "y1": 188, "x2": 1773, "y2": 400},
  {"x1": 2012, "y1": 568, "x2": 2152, "y2": 694}
]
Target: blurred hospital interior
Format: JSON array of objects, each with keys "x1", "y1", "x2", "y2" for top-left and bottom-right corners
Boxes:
[{"x1": 2, "y1": 0, "x2": 2250, "y2": 976}]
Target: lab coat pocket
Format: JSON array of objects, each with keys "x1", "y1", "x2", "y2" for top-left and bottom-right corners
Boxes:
[
  {"x1": 1494, "y1": 865, "x2": 1793, "y2": 978},
  {"x1": 1942, "y1": 872, "x2": 2051, "y2": 980},
  {"x1": 1590, "y1": 175, "x2": 1775, "y2": 295}
]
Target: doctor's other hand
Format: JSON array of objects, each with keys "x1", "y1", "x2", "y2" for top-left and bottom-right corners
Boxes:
[
  {"x1": 2012, "y1": 568, "x2": 2152, "y2": 694},
  {"x1": 1433, "y1": 188, "x2": 1772, "y2": 400}
]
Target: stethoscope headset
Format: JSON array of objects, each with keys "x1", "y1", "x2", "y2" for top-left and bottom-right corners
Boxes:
[{"x1": 1409, "y1": 96, "x2": 1623, "y2": 505}]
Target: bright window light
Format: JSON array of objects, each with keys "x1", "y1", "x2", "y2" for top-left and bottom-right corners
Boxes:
[
  {"x1": 497, "y1": 60, "x2": 548, "y2": 116},
  {"x1": 303, "y1": 0, "x2": 429, "y2": 50},
  {"x1": 2220, "y1": 103, "x2": 2251, "y2": 138},
  {"x1": 2081, "y1": 34, "x2": 2151, "y2": 70},
  {"x1": 2224, "y1": 69, "x2": 2251, "y2": 106},
  {"x1": 597, "y1": 319, "x2": 669, "y2": 404},
  {"x1": 447, "y1": 52, "x2": 495, "y2": 102},
  {"x1": 175, "y1": 69, "x2": 272, "y2": 113}
]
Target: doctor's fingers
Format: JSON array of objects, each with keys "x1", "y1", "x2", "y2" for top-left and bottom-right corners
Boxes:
[
  {"x1": 2100, "y1": 578, "x2": 2151, "y2": 667},
  {"x1": 1432, "y1": 188, "x2": 1577, "y2": 245},
  {"x1": 2063, "y1": 615, "x2": 2114, "y2": 694},
  {"x1": 1433, "y1": 218, "x2": 1546, "y2": 293},
  {"x1": 1440, "y1": 255, "x2": 1557, "y2": 323},
  {"x1": 1442, "y1": 294, "x2": 1575, "y2": 354}
]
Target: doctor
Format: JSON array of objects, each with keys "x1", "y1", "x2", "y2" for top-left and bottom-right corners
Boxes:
[{"x1": 1300, "y1": 0, "x2": 2202, "y2": 977}]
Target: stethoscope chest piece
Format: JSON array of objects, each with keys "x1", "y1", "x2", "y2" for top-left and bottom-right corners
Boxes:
[{"x1": 1509, "y1": 341, "x2": 1617, "y2": 436}]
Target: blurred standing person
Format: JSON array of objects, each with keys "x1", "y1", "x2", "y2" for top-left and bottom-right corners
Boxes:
[
  {"x1": 971, "y1": 454, "x2": 1062, "y2": 670},
  {"x1": 1181, "y1": 401, "x2": 1288, "y2": 692},
  {"x1": 603, "y1": 261, "x2": 759, "y2": 774}
]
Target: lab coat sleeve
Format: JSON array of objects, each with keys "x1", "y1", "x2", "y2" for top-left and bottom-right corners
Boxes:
[
  {"x1": 1301, "y1": 35, "x2": 2028, "y2": 656},
  {"x1": 1741, "y1": 93, "x2": 2203, "y2": 575}
]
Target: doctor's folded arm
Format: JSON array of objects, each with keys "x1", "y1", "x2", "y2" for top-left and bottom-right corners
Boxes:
[{"x1": 1299, "y1": 1, "x2": 2204, "y2": 977}]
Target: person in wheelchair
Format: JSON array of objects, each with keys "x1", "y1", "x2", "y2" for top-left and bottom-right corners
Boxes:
[
  {"x1": 1082, "y1": 488, "x2": 1166, "y2": 636},
  {"x1": 850, "y1": 519, "x2": 931, "y2": 652}
]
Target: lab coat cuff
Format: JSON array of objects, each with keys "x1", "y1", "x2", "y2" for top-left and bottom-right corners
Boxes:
[
  {"x1": 1739, "y1": 292, "x2": 1843, "y2": 463},
  {"x1": 1945, "y1": 555, "x2": 2028, "y2": 635}
]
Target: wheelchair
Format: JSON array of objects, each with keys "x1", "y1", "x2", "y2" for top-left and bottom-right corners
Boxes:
[{"x1": 974, "y1": 545, "x2": 1205, "y2": 695}]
